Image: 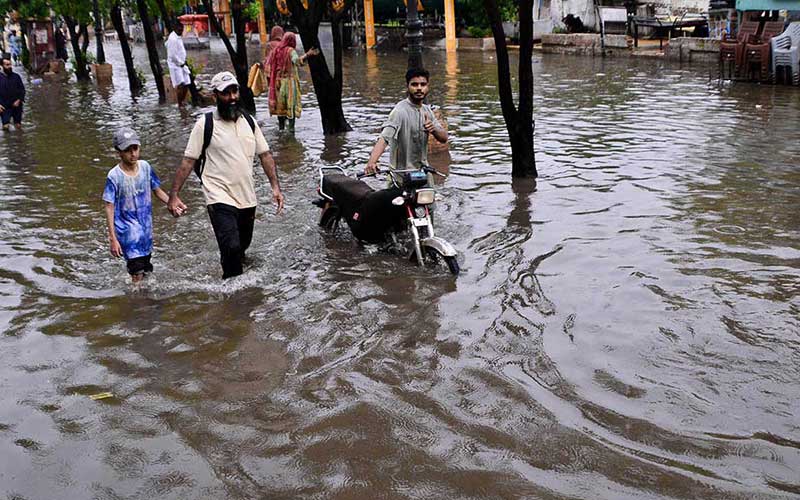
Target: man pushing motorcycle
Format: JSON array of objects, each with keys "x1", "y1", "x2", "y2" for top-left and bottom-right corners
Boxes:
[
  {"x1": 365, "y1": 67, "x2": 448, "y2": 177},
  {"x1": 313, "y1": 67, "x2": 458, "y2": 274}
]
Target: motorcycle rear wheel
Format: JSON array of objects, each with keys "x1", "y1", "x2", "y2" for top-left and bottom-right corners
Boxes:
[{"x1": 319, "y1": 206, "x2": 340, "y2": 231}]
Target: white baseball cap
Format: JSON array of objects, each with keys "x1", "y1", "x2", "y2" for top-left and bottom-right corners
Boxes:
[{"x1": 210, "y1": 71, "x2": 239, "y2": 92}]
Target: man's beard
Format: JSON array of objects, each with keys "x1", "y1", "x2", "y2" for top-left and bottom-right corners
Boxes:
[
  {"x1": 3, "y1": 68, "x2": 11, "y2": 75},
  {"x1": 217, "y1": 99, "x2": 241, "y2": 121},
  {"x1": 409, "y1": 91, "x2": 426, "y2": 104}
]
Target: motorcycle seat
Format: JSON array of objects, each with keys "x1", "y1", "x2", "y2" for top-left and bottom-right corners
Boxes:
[{"x1": 321, "y1": 174, "x2": 374, "y2": 212}]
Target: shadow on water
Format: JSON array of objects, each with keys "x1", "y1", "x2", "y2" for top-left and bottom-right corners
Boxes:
[{"x1": 0, "y1": 40, "x2": 799, "y2": 499}]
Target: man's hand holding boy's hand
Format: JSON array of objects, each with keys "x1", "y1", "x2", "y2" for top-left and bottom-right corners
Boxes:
[{"x1": 168, "y1": 194, "x2": 187, "y2": 218}]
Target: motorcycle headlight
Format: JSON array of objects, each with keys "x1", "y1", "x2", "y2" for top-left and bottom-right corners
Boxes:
[{"x1": 415, "y1": 188, "x2": 435, "y2": 205}]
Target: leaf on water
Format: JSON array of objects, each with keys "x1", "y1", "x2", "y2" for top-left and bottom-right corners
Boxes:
[{"x1": 89, "y1": 392, "x2": 114, "y2": 400}]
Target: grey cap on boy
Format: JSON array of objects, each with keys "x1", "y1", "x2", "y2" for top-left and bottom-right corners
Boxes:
[{"x1": 113, "y1": 127, "x2": 141, "y2": 151}]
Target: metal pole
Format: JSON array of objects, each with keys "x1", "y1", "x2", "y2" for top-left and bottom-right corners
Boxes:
[{"x1": 406, "y1": 0, "x2": 423, "y2": 69}]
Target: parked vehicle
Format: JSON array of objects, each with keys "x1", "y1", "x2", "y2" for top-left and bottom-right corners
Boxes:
[{"x1": 313, "y1": 165, "x2": 460, "y2": 275}]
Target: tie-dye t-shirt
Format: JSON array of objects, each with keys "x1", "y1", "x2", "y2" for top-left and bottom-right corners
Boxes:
[{"x1": 102, "y1": 160, "x2": 161, "y2": 260}]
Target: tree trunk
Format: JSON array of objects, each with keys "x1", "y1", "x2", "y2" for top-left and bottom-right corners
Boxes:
[
  {"x1": 18, "y1": 18, "x2": 29, "y2": 69},
  {"x1": 154, "y1": 0, "x2": 174, "y2": 33},
  {"x1": 136, "y1": 0, "x2": 166, "y2": 102},
  {"x1": 287, "y1": 0, "x2": 353, "y2": 135},
  {"x1": 64, "y1": 16, "x2": 91, "y2": 81},
  {"x1": 93, "y1": 0, "x2": 106, "y2": 63},
  {"x1": 231, "y1": 0, "x2": 255, "y2": 113},
  {"x1": 111, "y1": 1, "x2": 143, "y2": 94},
  {"x1": 515, "y1": 0, "x2": 535, "y2": 177},
  {"x1": 483, "y1": 0, "x2": 536, "y2": 178},
  {"x1": 406, "y1": 0, "x2": 423, "y2": 70},
  {"x1": 202, "y1": 0, "x2": 256, "y2": 113},
  {"x1": 510, "y1": 120, "x2": 535, "y2": 176}
]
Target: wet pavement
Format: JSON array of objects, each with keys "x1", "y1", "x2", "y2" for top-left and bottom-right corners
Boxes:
[{"x1": 0, "y1": 39, "x2": 799, "y2": 499}]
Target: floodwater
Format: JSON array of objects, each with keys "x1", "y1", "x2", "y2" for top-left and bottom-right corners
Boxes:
[{"x1": 0, "y1": 38, "x2": 799, "y2": 500}]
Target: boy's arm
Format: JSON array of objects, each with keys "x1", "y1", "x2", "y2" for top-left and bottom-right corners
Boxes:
[
  {"x1": 153, "y1": 187, "x2": 169, "y2": 205},
  {"x1": 167, "y1": 156, "x2": 194, "y2": 217},
  {"x1": 104, "y1": 202, "x2": 122, "y2": 258}
]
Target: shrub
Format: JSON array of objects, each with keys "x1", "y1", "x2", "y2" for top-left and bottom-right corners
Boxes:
[{"x1": 467, "y1": 26, "x2": 491, "y2": 38}]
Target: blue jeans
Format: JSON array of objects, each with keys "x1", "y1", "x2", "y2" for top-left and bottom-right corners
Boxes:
[{"x1": 1, "y1": 104, "x2": 23, "y2": 126}]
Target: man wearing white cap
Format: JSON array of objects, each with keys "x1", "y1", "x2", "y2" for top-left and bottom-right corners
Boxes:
[{"x1": 168, "y1": 71, "x2": 285, "y2": 279}]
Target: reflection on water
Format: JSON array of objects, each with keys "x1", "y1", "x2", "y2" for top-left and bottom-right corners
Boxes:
[
  {"x1": 0, "y1": 40, "x2": 799, "y2": 499},
  {"x1": 444, "y1": 51, "x2": 459, "y2": 105}
]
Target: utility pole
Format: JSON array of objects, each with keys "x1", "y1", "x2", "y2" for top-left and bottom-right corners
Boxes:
[{"x1": 406, "y1": 0, "x2": 423, "y2": 69}]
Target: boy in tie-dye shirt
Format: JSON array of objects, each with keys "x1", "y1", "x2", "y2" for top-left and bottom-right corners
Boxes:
[{"x1": 103, "y1": 127, "x2": 170, "y2": 282}]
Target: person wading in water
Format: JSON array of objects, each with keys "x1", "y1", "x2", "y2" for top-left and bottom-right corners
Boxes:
[
  {"x1": 365, "y1": 67, "x2": 448, "y2": 178},
  {"x1": 266, "y1": 32, "x2": 319, "y2": 133},
  {"x1": 167, "y1": 71, "x2": 285, "y2": 279}
]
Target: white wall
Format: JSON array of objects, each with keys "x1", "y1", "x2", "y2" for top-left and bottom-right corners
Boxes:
[
  {"x1": 544, "y1": 0, "x2": 711, "y2": 31},
  {"x1": 547, "y1": 0, "x2": 597, "y2": 29},
  {"x1": 637, "y1": 0, "x2": 710, "y2": 13}
]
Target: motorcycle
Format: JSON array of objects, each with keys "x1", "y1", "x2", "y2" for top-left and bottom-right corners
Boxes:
[{"x1": 313, "y1": 165, "x2": 460, "y2": 275}]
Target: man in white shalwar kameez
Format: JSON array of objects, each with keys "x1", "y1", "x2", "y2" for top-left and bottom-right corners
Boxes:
[{"x1": 166, "y1": 22, "x2": 191, "y2": 106}]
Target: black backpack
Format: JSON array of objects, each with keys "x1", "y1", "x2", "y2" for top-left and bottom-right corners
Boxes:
[{"x1": 193, "y1": 111, "x2": 257, "y2": 183}]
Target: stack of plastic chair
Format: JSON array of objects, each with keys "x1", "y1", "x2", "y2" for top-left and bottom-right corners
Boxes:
[
  {"x1": 744, "y1": 21, "x2": 787, "y2": 82},
  {"x1": 772, "y1": 21, "x2": 800, "y2": 85},
  {"x1": 719, "y1": 19, "x2": 760, "y2": 78}
]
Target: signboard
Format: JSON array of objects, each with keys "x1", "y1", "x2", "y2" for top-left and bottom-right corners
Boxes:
[
  {"x1": 736, "y1": 0, "x2": 798, "y2": 9},
  {"x1": 34, "y1": 29, "x2": 48, "y2": 44}
]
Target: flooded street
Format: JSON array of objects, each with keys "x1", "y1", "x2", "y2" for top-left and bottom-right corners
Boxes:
[{"x1": 1, "y1": 40, "x2": 799, "y2": 499}]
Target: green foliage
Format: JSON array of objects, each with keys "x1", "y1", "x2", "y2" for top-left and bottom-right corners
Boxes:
[
  {"x1": 165, "y1": 0, "x2": 187, "y2": 14},
  {"x1": 242, "y1": 0, "x2": 260, "y2": 21},
  {"x1": 499, "y1": 1, "x2": 517, "y2": 22},
  {"x1": 51, "y1": 0, "x2": 94, "y2": 23},
  {"x1": 135, "y1": 66, "x2": 146, "y2": 83},
  {"x1": 185, "y1": 56, "x2": 203, "y2": 77},
  {"x1": 460, "y1": 0, "x2": 518, "y2": 28},
  {"x1": 0, "y1": 0, "x2": 49, "y2": 19},
  {"x1": 467, "y1": 25, "x2": 490, "y2": 38}
]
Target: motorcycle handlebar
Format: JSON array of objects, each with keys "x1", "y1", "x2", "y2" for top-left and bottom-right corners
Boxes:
[
  {"x1": 356, "y1": 165, "x2": 445, "y2": 180},
  {"x1": 421, "y1": 165, "x2": 447, "y2": 177}
]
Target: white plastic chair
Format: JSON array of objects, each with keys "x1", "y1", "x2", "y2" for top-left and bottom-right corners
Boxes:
[{"x1": 771, "y1": 21, "x2": 800, "y2": 85}]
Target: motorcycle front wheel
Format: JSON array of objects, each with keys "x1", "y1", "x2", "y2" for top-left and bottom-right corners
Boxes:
[
  {"x1": 443, "y1": 255, "x2": 460, "y2": 275},
  {"x1": 412, "y1": 247, "x2": 460, "y2": 275}
]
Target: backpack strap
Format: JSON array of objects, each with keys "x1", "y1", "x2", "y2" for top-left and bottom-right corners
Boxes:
[
  {"x1": 241, "y1": 111, "x2": 256, "y2": 133},
  {"x1": 193, "y1": 111, "x2": 214, "y2": 183}
]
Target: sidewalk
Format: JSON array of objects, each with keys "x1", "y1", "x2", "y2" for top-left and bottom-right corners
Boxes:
[{"x1": 535, "y1": 33, "x2": 720, "y2": 62}]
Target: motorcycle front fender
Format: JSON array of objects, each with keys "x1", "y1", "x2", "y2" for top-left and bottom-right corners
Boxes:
[{"x1": 420, "y1": 236, "x2": 457, "y2": 258}]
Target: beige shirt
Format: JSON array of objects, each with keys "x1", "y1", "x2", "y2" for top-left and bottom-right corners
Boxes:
[{"x1": 184, "y1": 111, "x2": 270, "y2": 208}]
